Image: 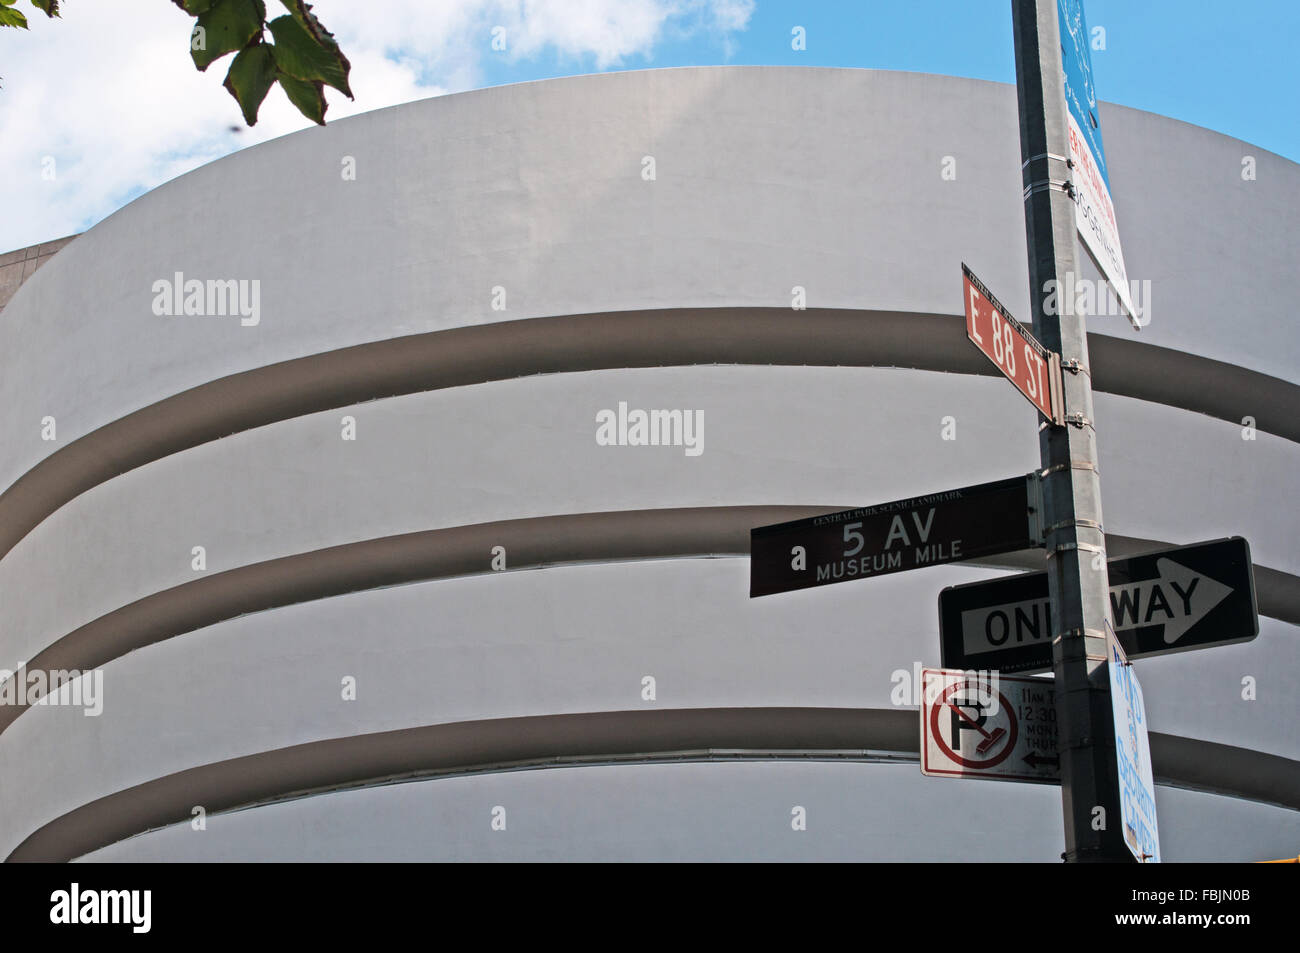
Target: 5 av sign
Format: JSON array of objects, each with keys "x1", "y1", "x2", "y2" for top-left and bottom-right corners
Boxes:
[{"x1": 750, "y1": 475, "x2": 1040, "y2": 598}]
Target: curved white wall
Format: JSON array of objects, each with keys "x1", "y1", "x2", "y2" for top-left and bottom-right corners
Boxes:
[
  {"x1": 0, "y1": 368, "x2": 1294, "y2": 667},
  {"x1": 3, "y1": 68, "x2": 1295, "y2": 489},
  {"x1": 0, "y1": 67, "x2": 1296, "y2": 861},
  {"x1": 77, "y1": 765, "x2": 1297, "y2": 864},
  {"x1": 2, "y1": 559, "x2": 1296, "y2": 858}
]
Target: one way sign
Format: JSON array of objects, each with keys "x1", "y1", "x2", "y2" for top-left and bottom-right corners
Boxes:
[{"x1": 939, "y1": 538, "x2": 1258, "y2": 674}]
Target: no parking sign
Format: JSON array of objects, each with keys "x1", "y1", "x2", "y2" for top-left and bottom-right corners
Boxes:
[{"x1": 920, "y1": 668, "x2": 1060, "y2": 784}]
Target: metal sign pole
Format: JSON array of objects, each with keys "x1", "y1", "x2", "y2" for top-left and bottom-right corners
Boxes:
[{"x1": 1011, "y1": 0, "x2": 1129, "y2": 862}]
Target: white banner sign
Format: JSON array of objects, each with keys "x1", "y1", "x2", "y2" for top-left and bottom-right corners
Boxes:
[{"x1": 1058, "y1": 0, "x2": 1139, "y2": 328}]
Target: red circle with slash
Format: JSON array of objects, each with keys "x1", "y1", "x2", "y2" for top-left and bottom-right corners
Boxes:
[{"x1": 930, "y1": 677, "x2": 1018, "y2": 769}]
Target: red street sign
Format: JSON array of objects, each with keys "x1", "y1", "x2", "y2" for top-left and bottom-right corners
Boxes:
[{"x1": 962, "y1": 264, "x2": 1063, "y2": 426}]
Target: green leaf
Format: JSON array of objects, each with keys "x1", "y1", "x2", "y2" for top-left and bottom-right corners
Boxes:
[
  {"x1": 277, "y1": 0, "x2": 334, "y2": 45},
  {"x1": 30, "y1": 0, "x2": 59, "y2": 17},
  {"x1": 178, "y1": 0, "x2": 215, "y2": 12},
  {"x1": 0, "y1": 7, "x2": 27, "y2": 28},
  {"x1": 277, "y1": 71, "x2": 326, "y2": 125},
  {"x1": 223, "y1": 43, "x2": 276, "y2": 125},
  {"x1": 191, "y1": 0, "x2": 266, "y2": 73},
  {"x1": 267, "y1": 13, "x2": 351, "y2": 97}
]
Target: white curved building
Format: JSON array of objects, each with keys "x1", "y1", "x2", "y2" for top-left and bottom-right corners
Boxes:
[{"x1": 0, "y1": 67, "x2": 1295, "y2": 862}]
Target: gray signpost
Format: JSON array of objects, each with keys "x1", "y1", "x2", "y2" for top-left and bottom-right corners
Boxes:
[
  {"x1": 1012, "y1": 0, "x2": 1133, "y2": 861},
  {"x1": 747, "y1": 0, "x2": 1156, "y2": 862}
]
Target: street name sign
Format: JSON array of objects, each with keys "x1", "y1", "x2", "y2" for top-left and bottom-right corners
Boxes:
[
  {"x1": 749, "y1": 475, "x2": 1041, "y2": 598},
  {"x1": 1108, "y1": 633, "x2": 1160, "y2": 862},
  {"x1": 1057, "y1": 0, "x2": 1138, "y2": 326},
  {"x1": 919, "y1": 668, "x2": 1060, "y2": 784},
  {"x1": 962, "y1": 264, "x2": 1063, "y2": 425},
  {"x1": 938, "y1": 537, "x2": 1258, "y2": 674}
]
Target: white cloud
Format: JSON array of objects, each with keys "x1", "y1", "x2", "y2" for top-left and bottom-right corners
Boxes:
[{"x1": 0, "y1": 0, "x2": 753, "y2": 251}]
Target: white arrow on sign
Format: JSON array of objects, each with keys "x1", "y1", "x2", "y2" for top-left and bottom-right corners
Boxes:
[
  {"x1": 960, "y1": 558, "x2": 1233, "y2": 656},
  {"x1": 1150, "y1": 558, "x2": 1231, "y2": 644}
]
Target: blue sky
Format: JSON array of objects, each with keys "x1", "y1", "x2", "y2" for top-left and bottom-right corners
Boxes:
[
  {"x1": 476, "y1": 0, "x2": 1300, "y2": 164},
  {"x1": 1, "y1": 0, "x2": 1295, "y2": 251}
]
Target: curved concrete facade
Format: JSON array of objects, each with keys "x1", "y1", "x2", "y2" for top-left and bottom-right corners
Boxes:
[{"x1": 0, "y1": 67, "x2": 1295, "y2": 861}]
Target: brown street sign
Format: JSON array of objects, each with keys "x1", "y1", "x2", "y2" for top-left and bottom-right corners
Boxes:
[{"x1": 750, "y1": 474, "x2": 1041, "y2": 598}]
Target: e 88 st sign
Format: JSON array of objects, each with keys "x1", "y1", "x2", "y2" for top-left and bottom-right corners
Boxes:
[{"x1": 961, "y1": 264, "x2": 1062, "y2": 426}]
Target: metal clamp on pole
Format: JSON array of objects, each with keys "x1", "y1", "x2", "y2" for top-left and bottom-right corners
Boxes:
[
  {"x1": 1045, "y1": 517, "x2": 1103, "y2": 536},
  {"x1": 1046, "y1": 540, "x2": 1106, "y2": 559},
  {"x1": 1021, "y1": 151, "x2": 1069, "y2": 169},
  {"x1": 1063, "y1": 412, "x2": 1092, "y2": 429},
  {"x1": 1052, "y1": 627, "x2": 1110, "y2": 661},
  {"x1": 1023, "y1": 179, "x2": 1075, "y2": 201},
  {"x1": 1040, "y1": 460, "x2": 1101, "y2": 477}
]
